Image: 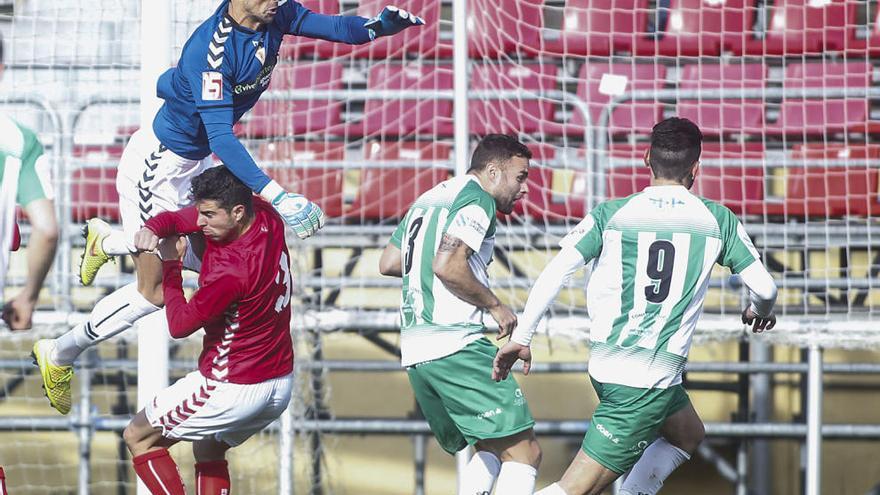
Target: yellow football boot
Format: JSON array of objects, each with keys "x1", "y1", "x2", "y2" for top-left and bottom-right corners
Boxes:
[
  {"x1": 79, "y1": 218, "x2": 113, "y2": 286},
  {"x1": 31, "y1": 339, "x2": 73, "y2": 415}
]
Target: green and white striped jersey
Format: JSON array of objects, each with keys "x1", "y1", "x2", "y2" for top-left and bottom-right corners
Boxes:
[
  {"x1": 390, "y1": 175, "x2": 497, "y2": 366},
  {"x1": 562, "y1": 185, "x2": 760, "y2": 388}
]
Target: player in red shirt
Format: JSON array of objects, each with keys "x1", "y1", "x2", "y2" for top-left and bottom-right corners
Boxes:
[{"x1": 121, "y1": 166, "x2": 293, "y2": 495}]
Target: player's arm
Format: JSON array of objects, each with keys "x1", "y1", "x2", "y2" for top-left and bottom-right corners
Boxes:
[
  {"x1": 494, "y1": 213, "x2": 603, "y2": 381},
  {"x1": 432, "y1": 234, "x2": 515, "y2": 335},
  {"x1": 3, "y1": 137, "x2": 57, "y2": 330},
  {"x1": 282, "y1": 2, "x2": 424, "y2": 43},
  {"x1": 379, "y1": 218, "x2": 406, "y2": 277},
  {"x1": 136, "y1": 207, "x2": 200, "y2": 253},
  {"x1": 193, "y1": 71, "x2": 324, "y2": 240},
  {"x1": 738, "y1": 261, "x2": 777, "y2": 333},
  {"x1": 159, "y1": 237, "x2": 241, "y2": 338},
  {"x1": 716, "y1": 208, "x2": 778, "y2": 333}
]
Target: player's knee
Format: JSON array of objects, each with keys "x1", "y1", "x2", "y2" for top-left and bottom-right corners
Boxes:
[
  {"x1": 137, "y1": 283, "x2": 164, "y2": 307},
  {"x1": 122, "y1": 423, "x2": 142, "y2": 454},
  {"x1": 674, "y1": 421, "x2": 705, "y2": 455}
]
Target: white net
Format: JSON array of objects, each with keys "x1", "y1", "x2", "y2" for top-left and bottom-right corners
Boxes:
[{"x1": 2, "y1": 0, "x2": 880, "y2": 493}]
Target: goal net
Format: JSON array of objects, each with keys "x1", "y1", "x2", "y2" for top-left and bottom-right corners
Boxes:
[{"x1": 1, "y1": 0, "x2": 878, "y2": 493}]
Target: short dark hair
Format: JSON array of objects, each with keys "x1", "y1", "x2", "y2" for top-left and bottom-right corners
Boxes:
[
  {"x1": 190, "y1": 166, "x2": 253, "y2": 215},
  {"x1": 648, "y1": 117, "x2": 703, "y2": 181},
  {"x1": 468, "y1": 134, "x2": 532, "y2": 173}
]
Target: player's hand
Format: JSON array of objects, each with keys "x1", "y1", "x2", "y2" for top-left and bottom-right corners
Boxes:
[
  {"x1": 365, "y1": 6, "x2": 425, "y2": 40},
  {"x1": 133, "y1": 227, "x2": 160, "y2": 253},
  {"x1": 2, "y1": 295, "x2": 36, "y2": 330},
  {"x1": 742, "y1": 306, "x2": 776, "y2": 334},
  {"x1": 271, "y1": 192, "x2": 325, "y2": 240},
  {"x1": 492, "y1": 341, "x2": 532, "y2": 382},
  {"x1": 158, "y1": 236, "x2": 187, "y2": 262},
  {"x1": 488, "y1": 302, "x2": 517, "y2": 339}
]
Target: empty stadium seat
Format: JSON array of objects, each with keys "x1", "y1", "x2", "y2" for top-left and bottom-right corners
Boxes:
[
  {"x1": 765, "y1": 62, "x2": 873, "y2": 135},
  {"x1": 348, "y1": 167, "x2": 450, "y2": 220},
  {"x1": 71, "y1": 167, "x2": 120, "y2": 222},
  {"x1": 359, "y1": 63, "x2": 454, "y2": 137},
  {"x1": 653, "y1": 0, "x2": 757, "y2": 56},
  {"x1": 571, "y1": 62, "x2": 666, "y2": 135},
  {"x1": 845, "y1": 5, "x2": 880, "y2": 55},
  {"x1": 257, "y1": 141, "x2": 347, "y2": 162},
  {"x1": 468, "y1": 0, "x2": 543, "y2": 57},
  {"x1": 266, "y1": 166, "x2": 346, "y2": 218},
  {"x1": 522, "y1": 166, "x2": 589, "y2": 222},
  {"x1": 469, "y1": 63, "x2": 558, "y2": 135},
  {"x1": 364, "y1": 140, "x2": 452, "y2": 161},
  {"x1": 781, "y1": 167, "x2": 879, "y2": 217},
  {"x1": 240, "y1": 62, "x2": 344, "y2": 138},
  {"x1": 791, "y1": 143, "x2": 880, "y2": 159},
  {"x1": 743, "y1": 0, "x2": 854, "y2": 55},
  {"x1": 677, "y1": 63, "x2": 767, "y2": 136},
  {"x1": 278, "y1": 0, "x2": 340, "y2": 60},
  {"x1": 545, "y1": 0, "x2": 650, "y2": 56}
]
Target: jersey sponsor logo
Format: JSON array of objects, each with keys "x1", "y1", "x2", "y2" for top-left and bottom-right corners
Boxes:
[
  {"x1": 202, "y1": 71, "x2": 224, "y2": 101},
  {"x1": 454, "y1": 213, "x2": 487, "y2": 236},
  {"x1": 233, "y1": 62, "x2": 277, "y2": 95},
  {"x1": 476, "y1": 407, "x2": 503, "y2": 420},
  {"x1": 595, "y1": 422, "x2": 620, "y2": 444}
]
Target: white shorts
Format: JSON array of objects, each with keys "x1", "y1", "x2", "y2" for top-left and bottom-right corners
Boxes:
[
  {"x1": 117, "y1": 127, "x2": 215, "y2": 269},
  {"x1": 145, "y1": 370, "x2": 293, "y2": 447}
]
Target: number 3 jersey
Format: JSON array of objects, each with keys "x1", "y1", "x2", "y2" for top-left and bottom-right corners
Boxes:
[
  {"x1": 390, "y1": 175, "x2": 497, "y2": 367},
  {"x1": 563, "y1": 185, "x2": 760, "y2": 388},
  {"x1": 145, "y1": 196, "x2": 294, "y2": 384}
]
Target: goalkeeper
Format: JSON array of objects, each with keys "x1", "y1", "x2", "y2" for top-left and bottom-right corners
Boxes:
[
  {"x1": 32, "y1": 0, "x2": 424, "y2": 415},
  {"x1": 500, "y1": 118, "x2": 779, "y2": 495}
]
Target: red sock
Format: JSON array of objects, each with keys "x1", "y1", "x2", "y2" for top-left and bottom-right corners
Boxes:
[
  {"x1": 195, "y1": 460, "x2": 230, "y2": 495},
  {"x1": 0, "y1": 466, "x2": 8, "y2": 495},
  {"x1": 132, "y1": 449, "x2": 187, "y2": 495}
]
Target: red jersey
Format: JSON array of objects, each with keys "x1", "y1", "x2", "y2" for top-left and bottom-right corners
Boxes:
[{"x1": 145, "y1": 197, "x2": 293, "y2": 384}]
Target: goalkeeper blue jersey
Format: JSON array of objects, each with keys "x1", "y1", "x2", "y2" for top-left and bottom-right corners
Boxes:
[{"x1": 152, "y1": 0, "x2": 371, "y2": 192}]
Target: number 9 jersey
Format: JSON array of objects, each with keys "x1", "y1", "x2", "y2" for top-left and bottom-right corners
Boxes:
[{"x1": 562, "y1": 185, "x2": 761, "y2": 389}]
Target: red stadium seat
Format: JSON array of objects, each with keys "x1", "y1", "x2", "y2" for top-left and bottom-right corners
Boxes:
[
  {"x1": 266, "y1": 166, "x2": 345, "y2": 218},
  {"x1": 364, "y1": 140, "x2": 452, "y2": 161},
  {"x1": 257, "y1": 141, "x2": 347, "y2": 162},
  {"x1": 743, "y1": 0, "x2": 854, "y2": 55},
  {"x1": 781, "y1": 167, "x2": 879, "y2": 218},
  {"x1": 522, "y1": 166, "x2": 589, "y2": 222},
  {"x1": 846, "y1": 5, "x2": 880, "y2": 55},
  {"x1": 469, "y1": 63, "x2": 558, "y2": 135},
  {"x1": 571, "y1": 62, "x2": 666, "y2": 135},
  {"x1": 240, "y1": 62, "x2": 344, "y2": 138},
  {"x1": 71, "y1": 168, "x2": 120, "y2": 222},
  {"x1": 677, "y1": 63, "x2": 767, "y2": 136},
  {"x1": 765, "y1": 62, "x2": 873, "y2": 135},
  {"x1": 72, "y1": 145, "x2": 125, "y2": 161},
  {"x1": 360, "y1": 63, "x2": 454, "y2": 137},
  {"x1": 791, "y1": 143, "x2": 880, "y2": 159},
  {"x1": 278, "y1": 0, "x2": 340, "y2": 60},
  {"x1": 468, "y1": 0, "x2": 543, "y2": 57},
  {"x1": 545, "y1": 0, "x2": 650, "y2": 56},
  {"x1": 348, "y1": 167, "x2": 450, "y2": 220},
  {"x1": 653, "y1": 0, "x2": 757, "y2": 56},
  {"x1": 692, "y1": 166, "x2": 765, "y2": 215}
]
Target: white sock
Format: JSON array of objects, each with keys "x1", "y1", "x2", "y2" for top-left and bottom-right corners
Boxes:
[
  {"x1": 534, "y1": 482, "x2": 567, "y2": 495},
  {"x1": 458, "y1": 450, "x2": 500, "y2": 495},
  {"x1": 52, "y1": 282, "x2": 161, "y2": 365},
  {"x1": 619, "y1": 438, "x2": 691, "y2": 495},
  {"x1": 102, "y1": 229, "x2": 131, "y2": 255},
  {"x1": 493, "y1": 462, "x2": 537, "y2": 495}
]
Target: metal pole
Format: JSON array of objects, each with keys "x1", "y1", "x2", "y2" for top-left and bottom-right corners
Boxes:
[
  {"x1": 77, "y1": 349, "x2": 95, "y2": 495},
  {"x1": 750, "y1": 341, "x2": 772, "y2": 495},
  {"x1": 278, "y1": 400, "x2": 294, "y2": 495},
  {"x1": 452, "y1": 0, "x2": 469, "y2": 177},
  {"x1": 806, "y1": 344, "x2": 823, "y2": 495},
  {"x1": 413, "y1": 434, "x2": 426, "y2": 495},
  {"x1": 137, "y1": 1, "x2": 170, "y2": 493},
  {"x1": 736, "y1": 441, "x2": 748, "y2": 495}
]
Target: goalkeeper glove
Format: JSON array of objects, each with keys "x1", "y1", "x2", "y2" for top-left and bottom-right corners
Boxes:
[
  {"x1": 260, "y1": 180, "x2": 325, "y2": 240},
  {"x1": 365, "y1": 6, "x2": 425, "y2": 40}
]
